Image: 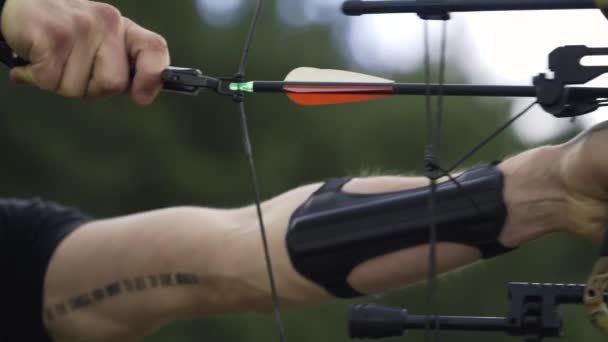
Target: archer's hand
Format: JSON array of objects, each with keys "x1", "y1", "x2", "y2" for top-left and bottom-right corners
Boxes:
[
  {"x1": 557, "y1": 122, "x2": 608, "y2": 242},
  {"x1": 0, "y1": 0, "x2": 170, "y2": 105}
]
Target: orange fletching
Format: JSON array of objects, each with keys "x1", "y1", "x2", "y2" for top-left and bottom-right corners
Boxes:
[
  {"x1": 284, "y1": 85, "x2": 393, "y2": 106},
  {"x1": 287, "y1": 93, "x2": 391, "y2": 105}
]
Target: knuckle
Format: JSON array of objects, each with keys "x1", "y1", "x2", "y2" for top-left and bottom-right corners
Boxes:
[
  {"x1": 144, "y1": 34, "x2": 169, "y2": 52},
  {"x1": 93, "y1": 4, "x2": 122, "y2": 29},
  {"x1": 71, "y1": 12, "x2": 95, "y2": 33},
  {"x1": 47, "y1": 23, "x2": 74, "y2": 48}
]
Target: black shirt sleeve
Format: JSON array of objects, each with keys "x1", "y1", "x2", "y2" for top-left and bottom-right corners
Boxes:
[
  {"x1": 0, "y1": 0, "x2": 5, "y2": 36},
  {"x1": 0, "y1": 198, "x2": 92, "y2": 341}
]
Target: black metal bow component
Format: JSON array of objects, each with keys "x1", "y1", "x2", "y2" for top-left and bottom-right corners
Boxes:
[
  {"x1": 342, "y1": 0, "x2": 604, "y2": 16},
  {"x1": 534, "y1": 45, "x2": 608, "y2": 118},
  {"x1": 350, "y1": 283, "x2": 608, "y2": 341}
]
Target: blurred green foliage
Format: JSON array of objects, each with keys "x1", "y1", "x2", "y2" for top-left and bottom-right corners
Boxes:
[{"x1": 0, "y1": 0, "x2": 601, "y2": 341}]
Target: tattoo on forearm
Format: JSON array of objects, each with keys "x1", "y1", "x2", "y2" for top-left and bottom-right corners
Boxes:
[{"x1": 44, "y1": 273, "x2": 201, "y2": 321}]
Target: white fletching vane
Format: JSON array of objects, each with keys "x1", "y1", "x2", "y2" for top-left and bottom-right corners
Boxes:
[{"x1": 285, "y1": 67, "x2": 395, "y2": 84}]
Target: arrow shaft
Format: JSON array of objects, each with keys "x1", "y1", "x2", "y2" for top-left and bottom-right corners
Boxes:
[{"x1": 248, "y1": 81, "x2": 608, "y2": 98}]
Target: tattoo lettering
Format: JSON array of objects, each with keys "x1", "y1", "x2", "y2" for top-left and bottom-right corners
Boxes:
[
  {"x1": 70, "y1": 294, "x2": 93, "y2": 310},
  {"x1": 92, "y1": 288, "x2": 105, "y2": 302},
  {"x1": 105, "y1": 282, "x2": 122, "y2": 297},
  {"x1": 123, "y1": 279, "x2": 135, "y2": 292},
  {"x1": 44, "y1": 273, "x2": 201, "y2": 321},
  {"x1": 160, "y1": 273, "x2": 173, "y2": 286},
  {"x1": 176, "y1": 273, "x2": 200, "y2": 285},
  {"x1": 54, "y1": 303, "x2": 68, "y2": 316},
  {"x1": 134, "y1": 276, "x2": 147, "y2": 291},
  {"x1": 149, "y1": 275, "x2": 159, "y2": 288}
]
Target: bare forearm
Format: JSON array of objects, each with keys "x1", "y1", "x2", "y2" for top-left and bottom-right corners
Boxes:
[
  {"x1": 43, "y1": 146, "x2": 566, "y2": 341},
  {"x1": 43, "y1": 207, "x2": 246, "y2": 341},
  {"x1": 228, "y1": 146, "x2": 569, "y2": 303}
]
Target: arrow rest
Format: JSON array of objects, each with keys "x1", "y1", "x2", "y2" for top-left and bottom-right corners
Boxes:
[
  {"x1": 534, "y1": 45, "x2": 608, "y2": 118},
  {"x1": 533, "y1": 74, "x2": 599, "y2": 118}
]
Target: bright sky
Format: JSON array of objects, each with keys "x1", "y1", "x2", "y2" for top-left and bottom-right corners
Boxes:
[{"x1": 196, "y1": 0, "x2": 608, "y2": 145}]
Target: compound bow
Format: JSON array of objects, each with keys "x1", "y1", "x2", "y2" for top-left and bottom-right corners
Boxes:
[
  {"x1": 162, "y1": 1, "x2": 608, "y2": 340},
  {"x1": 2, "y1": 0, "x2": 608, "y2": 341}
]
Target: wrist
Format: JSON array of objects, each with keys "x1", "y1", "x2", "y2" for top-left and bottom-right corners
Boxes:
[{"x1": 498, "y1": 145, "x2": 567, "y2": 247}]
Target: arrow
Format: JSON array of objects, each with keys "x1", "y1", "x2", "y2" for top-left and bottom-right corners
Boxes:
[
  {"x1": 227, "y1": 67, "x2": 608, "y2": 106},
  {"x1": 233, "y1": 67, "x2": 395, "y2": 105}
]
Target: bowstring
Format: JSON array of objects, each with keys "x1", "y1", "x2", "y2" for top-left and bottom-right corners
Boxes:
[
  {"x1": 234, "y1": 1, "x2": 286, "y2": 341},
  {"x1": 423, "y1": 18, "x2": 448, "y2": 342}
]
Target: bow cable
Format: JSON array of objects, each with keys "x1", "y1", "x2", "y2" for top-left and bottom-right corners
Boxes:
[
  {"x1": 419, "y1": 8, "x2": 541, "y2": 342},
  {"x1": 234, "y1": 1, "x2": 287, "y2": 341},
  {"x1": 422, "y1": 18, "x2": 449, "y2": 342}
]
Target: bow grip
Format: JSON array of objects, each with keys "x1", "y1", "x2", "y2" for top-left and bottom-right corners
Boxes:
[{"x1": 584, "y1": 231, "x2": 608, "y2": 335}]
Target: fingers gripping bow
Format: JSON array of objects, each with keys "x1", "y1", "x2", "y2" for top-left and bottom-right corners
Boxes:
[{"x1": 585, "y1": 233, "x2": 608, "y2": 335}]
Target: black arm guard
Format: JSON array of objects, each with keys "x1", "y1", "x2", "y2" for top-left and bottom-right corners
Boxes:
[{"x1": 286, "y1": 164, "x2": 511, "y2": 298}]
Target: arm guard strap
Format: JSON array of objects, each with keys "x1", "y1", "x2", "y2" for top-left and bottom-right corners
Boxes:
[{"x1": 286, "y1": 164, "x2": 511, "y2": 298}]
